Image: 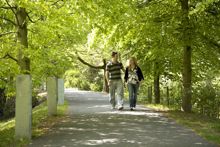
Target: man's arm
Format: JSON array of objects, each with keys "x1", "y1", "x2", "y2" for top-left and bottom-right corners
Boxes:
[
  {"x1": 121, "y1": 63, "x2": 125, "y2": 72},
  {"x1": 122, "y1": 67, "x2": 125, "y2": 72}
]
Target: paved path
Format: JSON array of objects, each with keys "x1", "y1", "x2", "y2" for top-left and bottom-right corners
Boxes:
[{"x1": 29, "y1": 89, "x2": 217, "y2": 147}]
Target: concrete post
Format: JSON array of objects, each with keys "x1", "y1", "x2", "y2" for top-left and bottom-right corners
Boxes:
[
  {"x1": 15, "y1": 75, "x2": 32, "y2": 139},
  {"x1": 58, "y1": 79, "x2": 64, "y2": 105},
  {"x1": 47, "y1": 77, "x2": 57, "y2": 116}
]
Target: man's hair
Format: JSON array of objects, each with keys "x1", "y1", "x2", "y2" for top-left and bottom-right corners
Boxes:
[{"x1": 112, "y1": 51, "x2": 118, "y2": 57}]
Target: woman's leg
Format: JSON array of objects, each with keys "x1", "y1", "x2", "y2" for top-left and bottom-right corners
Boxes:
[
  {"x1": 133, "y1": 83, "x2": 140, "y2": 108},
  {"x1": 128, "y1": 83, "x2": 134, "y2": 108}
]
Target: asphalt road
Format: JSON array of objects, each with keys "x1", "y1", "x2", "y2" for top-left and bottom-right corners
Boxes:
[{"x1": 29, "y1": 89, "x2": 218, "y2": 147}]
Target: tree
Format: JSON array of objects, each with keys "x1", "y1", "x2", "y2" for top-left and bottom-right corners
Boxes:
[
  {"x1": 76, "y1": 54, "x2": 109, "y2": 92},
  {"x1": 180, "y1": 0, "x2": 192, "y2": 112},
  {"x1": 0, "y1": 0, "x2": 219, "y2": 117}
]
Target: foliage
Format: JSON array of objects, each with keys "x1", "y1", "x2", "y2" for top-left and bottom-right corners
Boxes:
[
  {"x1": 65, "y1": 65, "x2": 103, "y2": 91},
  {"x1": 0, "y1": 0, "x2": 220, "y2": 116},
  {"x1": 2, "y1": 96, "x2": 15, "y2": 119},
  {"x1": 0, "y1": 101, "x2": 68, "y2": 147},
  {"x1": 0, "y1": 92, "x2": 46, "y2": 120},
  {"x1": 193, "y1": 80, "x2": 220, "y2": 118}
]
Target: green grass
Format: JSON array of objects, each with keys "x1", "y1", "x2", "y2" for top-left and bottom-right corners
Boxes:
[
  {"x1": 145, "y1": 104, "x2": 220, "y2": 146},
  {"x1": 143, "y1": 104, "x2": 171, "y2": 111},
  {"x1": 0, "y1": 101, "x2": 68, "y2": 147}
]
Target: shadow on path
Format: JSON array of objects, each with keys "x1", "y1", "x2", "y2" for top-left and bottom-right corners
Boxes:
[{"x1": 29, "y1": 89, "x2": 217, "y2": 147}]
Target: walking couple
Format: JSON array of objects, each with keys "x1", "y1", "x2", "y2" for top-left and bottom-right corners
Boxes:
[{"x1": 106, "y1": 51, "x2": 144, "y2": 111}]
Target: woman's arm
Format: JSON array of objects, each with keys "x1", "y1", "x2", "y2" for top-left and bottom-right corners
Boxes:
[{"x1": 138, "y1": 66, "x2": 144, "y2": 81}]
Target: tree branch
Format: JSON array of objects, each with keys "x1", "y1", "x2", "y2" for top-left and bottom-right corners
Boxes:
[
  {"x1": 6, "y1": 53, "x2": 18, "y2": 63},
  {"x1": 0, "y1": 54, "x2": 8, "y2": 60},
  {"x1": 51, "y1": 0, "x2": 65, "y2": 9},
  {"x1": 5, "y1": 0, "x2": 19, "y2": 25},
  {"x1": 51, "y1": 0, "x2": 63, "y2": 6},
  {"x1": 27, "y1": 13, "x2": 34, "y2": 23},
  {"x1": 0, "y1": 6, "x2": 16, "y2": 9},
  {"x1": 77, "y1": 55, "x2": 104, "y2": 69},
  {"x1": 0, "y1": 53, "x2": 18, "y2": 63},
  {"x1": 0, "y1": 32, "x2": 16, "y2": 38},
  {"x1": 0, "y1": 16, "x2": 16, "y2": 26},
  {"x1": 0, "y1": 77, "x2": 8, "y2": 83},
  {"x1": 26, "y1": 13, "x2": 40, "y2": 23},
  {"x1": 5, "y1": 0, "x2": 15, "y2": 13},
  {"x1": 201, "y1": 33, "x2": 220, "y2": 48}
]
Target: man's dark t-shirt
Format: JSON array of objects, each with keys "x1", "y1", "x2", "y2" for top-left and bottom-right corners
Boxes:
[{"x1": 106, "y1": 61, "x2": 123, "y2": 80}]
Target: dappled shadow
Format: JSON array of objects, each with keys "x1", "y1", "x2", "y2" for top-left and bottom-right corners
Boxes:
[
  {"x1": 30, "y1": 114, "x2": 217, "y2": 147},
  {"x1": 29, "y1": 90, "x2": 218, "y2": 147}
]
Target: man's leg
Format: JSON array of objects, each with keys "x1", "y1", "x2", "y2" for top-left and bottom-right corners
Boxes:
[
  {"x1": 116, "y1": 80, "x2": 124, "y2": 109},
  {"x1": 109, "y1": 81, "x2": 116, "y2": 108}
]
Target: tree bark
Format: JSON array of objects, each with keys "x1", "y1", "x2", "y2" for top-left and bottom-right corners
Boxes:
[
  {"x1": 182, "y1": 46, "x2": 192, "y2": 112},
  {"x1": 102, "y1": 59, "x2": 109, "y2": 93},
  {"x1": 148, "y1": 86, "x2": 152, "y2": 104},
  {"x1": 180, "y1": 0, "x2": 192, "y2": 112},
  {"x1": 77, "y1": 56, "x2": 104, "y2": 69},
  {"x1": 16, "y1": 7, "x2": 30, "y2": 73},
  {"x1": 154, "y1": 62, "x2": 160, "y2": 104},
  {"x1": 166, "y1": 87, "x2": 170, "y2": 106}
]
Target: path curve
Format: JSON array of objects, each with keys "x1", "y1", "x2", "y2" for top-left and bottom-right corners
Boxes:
[{"x1": 29, "y1": 89, "x2": 217, "y2": 147}]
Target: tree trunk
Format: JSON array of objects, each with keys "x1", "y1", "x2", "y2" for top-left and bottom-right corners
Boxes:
[
  {"x1": 154, "y1": 74, "x2": 160, "y2": 104},
  {"x1": 103, "y1": 59, "x2": 109, "y2": 93},
  {"x1": 166, "y1": 87, "x2": 170, "y2": 106},
  {"x1": 148, "y1": 86, "x2": 152, "y2": 104},
  {"x1": 154, "y1": 62, "x2": 160, "y2": 104},
  {"x1": 180, "y1": 0, "x2": 192, "y2": 112},
  {"x1": 103, "y1": 68, "x2": 109, "y2": 93},
  {"x1": 182, "y1": 46, "x2": 192, "y2": 112},
  {"x1": 16, "y1": 7, "x2": 30, "y2": 73}
]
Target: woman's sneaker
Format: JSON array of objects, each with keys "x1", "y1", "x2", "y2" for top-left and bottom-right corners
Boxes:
[{"x1": 118, "y1": 106, "x2": 123, "y2": 110}]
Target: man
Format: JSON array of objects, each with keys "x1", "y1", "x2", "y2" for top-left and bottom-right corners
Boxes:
[{"x1": 106, "y1": 51, "x2": 124, "y2": 110}]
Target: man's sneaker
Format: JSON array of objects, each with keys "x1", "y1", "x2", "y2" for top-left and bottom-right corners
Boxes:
[
  {"x1": 118, "y1": 106, "x2": 123, "y2": 110},
  {"x1": 130, "y1": 107, "x2": 134, "y2": 111},
  {"x1": 111, "y1": 106, "x2": 116, "y2": 110}
]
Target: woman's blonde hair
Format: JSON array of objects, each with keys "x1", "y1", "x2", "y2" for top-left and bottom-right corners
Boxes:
[{"x1": 128, "y1": 57, "x2": 138, "y2": 69}]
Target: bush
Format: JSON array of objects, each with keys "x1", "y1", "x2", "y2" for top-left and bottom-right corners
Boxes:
[
  {"x1": 194, "y1": 82, "x2": 220, "y2": 118},
  {"x1": 65, "y1": 66, "x2": 103, "y2": 92},
  {"x1": 90, "y1": 83, "x2": 102, "y2": 91},
  {"x1": 3, "y1": 96, "x2": 15, "y2": 119},
  {"x1": 0, "y1": 88, "x2": 6, "y2": 118},
  {"x1": 1, "y1": 91, "x2": 46, "y2": 120}
]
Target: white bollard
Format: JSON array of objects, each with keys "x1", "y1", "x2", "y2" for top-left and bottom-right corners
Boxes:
[
  {"x1": 47, "y1": 77, "x2": 57, "y2": 116},
  {"x1": 15, "y1": 75, "x2": 32, "y2": 139},
  {"x1": 58, "y1": 79, "x2": 64, "y2": 105}
]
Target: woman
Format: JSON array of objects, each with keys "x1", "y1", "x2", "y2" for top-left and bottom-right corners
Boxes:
[{"x1": 124, "y1": 57, "x2": 144, "y2": 111}]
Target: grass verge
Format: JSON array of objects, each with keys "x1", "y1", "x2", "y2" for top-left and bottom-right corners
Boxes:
[
  {"x1": 145, "y1": 104, "x2": 220, "y2": 146},
  {"x1": 0, "y1": 101, "x2": 68, "y2": 147}
]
